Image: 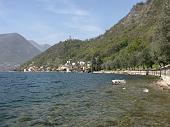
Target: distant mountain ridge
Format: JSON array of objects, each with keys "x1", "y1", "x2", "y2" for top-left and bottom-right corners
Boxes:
[
  {"x1": 29, "y1": 40, "x2": 50, "y2": 51},
  {"x1": 21, "y1": 0, "x2": 170, "y2": 70},
  {"x1": 0, "y1": 33, "x2": 41, "y2": 71}
]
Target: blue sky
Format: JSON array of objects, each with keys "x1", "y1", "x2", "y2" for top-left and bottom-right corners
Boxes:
[{"x1": 0, "y1": 0, "x2": 142, "y2": 45}]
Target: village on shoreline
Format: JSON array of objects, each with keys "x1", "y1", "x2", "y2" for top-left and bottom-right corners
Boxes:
[
  {"x1": 23, "y1": 60, "x2": 170, "y2": 91},
  {"x1": 23, "y1": 59, "x2": 92, "y2": 73}
]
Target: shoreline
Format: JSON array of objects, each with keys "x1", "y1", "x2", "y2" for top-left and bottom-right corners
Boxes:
[
  {"x1": 93, "y1": 70, "x2": 170, "y2": 91},
  {"x1": 155, "y1": 79, "x2": 170, "y2": 91},
  {"x1": 2, "y1": 70, "x2": 170, "y2": 91}
]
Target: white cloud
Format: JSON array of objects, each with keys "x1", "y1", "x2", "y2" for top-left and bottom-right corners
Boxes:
[
  {"x1": 66, "y1": 23, "x2": 103, "y2": 33},
  {"x1": 37, "y1": 0, "x2": 89, "y2": 16},
  {"x1": 64, "y1": 15, "x2": 104, "y2": 35},
  {"x1": 28, "y1": 0, "x2": 104, "y2": 43},
  {"x1": 47, "y1": 6, "x2": 88, "y2": 16}
]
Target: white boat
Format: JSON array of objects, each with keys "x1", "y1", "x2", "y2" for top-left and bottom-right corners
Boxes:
[{"x1": 112, "y1": 80, "x2": 126, "y2": 85}]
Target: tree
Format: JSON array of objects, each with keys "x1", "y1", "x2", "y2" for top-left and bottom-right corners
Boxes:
[
  {"x1": 128, "y1": 54, "x2": 138, "y2": 70},
  {"x1": 91, "y1": 55, "x2": 103, "y2": 71},
  {"x1": 95, "y1": 55, "x2": 103, "y2": 71},
  {"x1": 141, "y1": 48, "x2": 154, "y2": 69},
  {"x1": 151, "y1": 0, "x2": 170, "y2": 66},
  {"x1": 91, "y1": 56, "x2": 96, "y2": 72}
]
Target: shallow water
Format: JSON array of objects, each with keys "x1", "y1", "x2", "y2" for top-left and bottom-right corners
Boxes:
[{"x1": 0, "y1": 72, "x2": 170, "y2": 127}]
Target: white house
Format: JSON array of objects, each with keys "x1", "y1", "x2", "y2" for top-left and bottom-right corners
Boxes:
[
  {"x1": 72, "y1": 63, "x2": 76, "y2": 66},
  {"x1": 66, "y1": 60, "x2": 71, "y2": 64},
  {"x1": 79, "y1": 61, "x2": 85, "y2": 66}
]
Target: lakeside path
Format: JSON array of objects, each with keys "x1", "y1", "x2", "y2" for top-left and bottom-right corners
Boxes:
[{"x1": 93, "y1": 70, "x2": 170, "y2": 91}]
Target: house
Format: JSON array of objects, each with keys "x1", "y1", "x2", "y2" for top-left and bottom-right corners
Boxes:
[
  {"x1": 24, "y1": 69, "x2": 27, "y2": 72},
  {"x1": 72, "y1": 62, "x2": 76, "y2": 66},
  {"x1": 66, "y1": 60, "x2": 71, "y2": 64},
  {"x1": 28, "y1": 66, "x2": 35, "y2": 72},
  {"x1": 79, "y1": 61, "x2": 85, "y2": 66},
  {"x1": 87, "y1": 62, "x2": 91, "y2": 68},
  {"x1": 57, "y1": 64, "x2": 72, "y2": 72}
]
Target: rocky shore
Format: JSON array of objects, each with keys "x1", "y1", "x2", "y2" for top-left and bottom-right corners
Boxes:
[
  {"x1": 94, "y1": 70, "x2": 170, "y2": 91},
  {"x1": 156, "y1": 79, "x2": 170, "y2": 91}
]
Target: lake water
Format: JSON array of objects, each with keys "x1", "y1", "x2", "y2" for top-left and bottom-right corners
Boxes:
[{"x1": 0, "y1": 72, "x2": 170, "y2": 127}]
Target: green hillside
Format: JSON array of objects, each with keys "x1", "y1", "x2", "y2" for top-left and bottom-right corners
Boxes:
[{"x1": 21, "y1": 0, "x2": 170, "y2": 71}]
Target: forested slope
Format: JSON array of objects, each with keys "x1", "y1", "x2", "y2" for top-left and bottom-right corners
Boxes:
[{"x1": 21, "y1": 0, "x2": 170, "y2": 70}]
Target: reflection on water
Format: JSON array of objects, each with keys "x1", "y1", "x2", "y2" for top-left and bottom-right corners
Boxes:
[{"x1": 0, "y1": 72, "x2": 170, "y2": 127}]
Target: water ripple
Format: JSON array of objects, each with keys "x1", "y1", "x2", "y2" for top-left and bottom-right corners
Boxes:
[{"x1": 0, "y1": 72, "x2": 169, "y2": 127}]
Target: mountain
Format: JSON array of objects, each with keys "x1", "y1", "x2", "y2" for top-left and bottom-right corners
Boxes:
[
  {"x1": 29, "y1": 40, "x2": 51, "y2": 51},
  {"x1": 41, "y1": 44, "x2": 51, "y2": 51},
  {"x1": 0, "y1": 33, "x2": 41, "y2": 71},
  {"x1": 21, "y1": 0, "x2": 170, "y2": 70}
]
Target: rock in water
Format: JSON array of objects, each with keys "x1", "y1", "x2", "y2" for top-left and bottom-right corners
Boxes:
[
  {"x1": 112, "y1": 80, "x2": 126, "y2": 85},
  {"x1": 143, "y1": 88, "x2": 149, "y2": 93}
]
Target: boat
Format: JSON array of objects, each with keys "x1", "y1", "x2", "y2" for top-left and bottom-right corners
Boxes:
[{"x1": 112, "y1": 80, "x2": 126, "y2": 85}]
